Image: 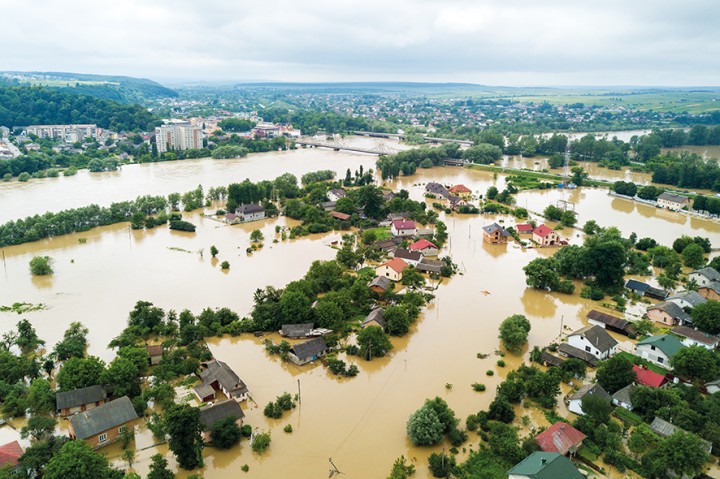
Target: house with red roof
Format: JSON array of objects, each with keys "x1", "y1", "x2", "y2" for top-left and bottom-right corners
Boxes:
[
  {"x1": 534, "y1": 422, "x2": 586, "y2": 456},
  {"x1": 409, "y1": 239, "x2": 439, "y2": 256},
  {"x1": 533, "y1": 224, "x2": 560, "y2": 247},
  {"x1": 330, "y1": 211, "x2": 351, "y2": 221},
  {"x1": 633, "y1": 365, "x2": 667, "y2": 388},
  {"x1": 448, "y1": 184, "x2": 472, "y2": 199},
  {"x1": 390, "y1": 220, "x2": 417, "y2": 237},
  {"x1": 516, "y1": 223, "x2": 534, "y2": 235},
  {"x1": 0, "y1": 441, "x2": 23, "y2": 470},
  {"x1": 375, "y1": 258, "x2": 408, "y2": 282}
]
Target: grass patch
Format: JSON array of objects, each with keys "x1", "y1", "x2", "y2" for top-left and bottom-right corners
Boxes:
[
  {"x1": 613, "y1": 407, "x2": 643, "y2": 426},
  {"x1": 615, "y1": 351, "x2": 667, "y2": 376},
  {"x1": 363, "y1": 227, "x2": 391, "y2": 241},
  {"x1": 577, "y1": 445, "x2": 599, "y2": 462}
]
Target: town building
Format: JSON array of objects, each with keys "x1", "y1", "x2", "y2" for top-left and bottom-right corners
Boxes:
[
  {"x1": 24, "y1": 124, "x2": 97, "y2": 142},
  {"x1": 226, "y1": 203, "x2": 265, "y2": 224},
  {"x1": 671, "y1": 325, "x2": 720, "y2": 350},
  {"x1": 409, "y1": 239, "x2": 439, "y2": 256},
  {"x1": 532, "y1": 224, "x2": 560, "y2": 247},
  {"x1": 688, "y1": 267, "x2": 720, "y2": 287},
  {"x1": 635, "y1": 334, "x2": 684, "y2": 370},
  {"x1": 67, "y1": 396, "x2": 138, "y2": 449},
  {"x1": 482, "y1": 223, "x2": 510, "y2": 244},
  {"x1": 657, "y1": 192, "x2": 691, "y2": 211},
  {"x1": 533, "y1": 422, "x2": 585, "y2": 455},
  {"x1": 199, "y1": 400, "x2": 245, "y2": 443},
  {"x1": 448, "y1": 184, "x2": 472, "y2": 199},
  {"x1": 391, "y1": 219, "x2": 417, "y2": 237},
  {"x1": 327, "y1": 189, "x2": 346, "y2": 202},
  {"x1": 155, "y1": 122, "x2": 202, "y2": 153},
  {"x1": 565, "y1": 325, "x2": 618, "y2": 360},
  {"x1": 633, "y1": 365, "x2": 667, "y2": 388},
  {"x1": 56, "y1": 385, "x2": 107, "y2": 417},
  {"x1": 508, "y1": 452, "x2": 584, "y2": 479},
  {"x1": 567, "y1": 384, "x2": 611, "y2": 415},
  {"x1": 288, "y1": 338, "x2": 330, "y2": 365},
  {"x1": 375, "y1": 258, "x2": 408, "y2": 282},
  {"x1": 612, "y1": 384, "x2": 637, "y2": 411},
  {"x1": 194, "y1": 359, "x2": 249, "y2": 403},
  {"x1": 646, "y1": 301, "x2": 692, "y2": 326}
]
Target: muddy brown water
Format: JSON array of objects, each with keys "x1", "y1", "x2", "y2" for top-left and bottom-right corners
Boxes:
[{"x1": 1, "y1": 138, "x2": 719, "y2": 478}]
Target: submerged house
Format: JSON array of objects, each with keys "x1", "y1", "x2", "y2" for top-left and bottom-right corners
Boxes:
[
  {"x1": 288, "y1": 338, "x2": 330, "y2": 366},
  {"x1": 280, "y1": 323, "x2": 314, "y2": 339},
  {"x1": 56, "y1": 385, "x2": 107, "y2": 417},
  {"x1": 226, "y1": 203, "x2": 265, "y2": 224},
  {"x1": 195, "y1": 359, "x2": 249, "y2": 402},
  {"x1": 67, "y1": 396, "x2": 138, "y2": 450},
  {"x1": 586, "y1": 310, "x2": 636, "y2": 337},
  {"x1": 532, "y1": 224, "x2": 560, "y2": 247},
  {"x1": 199, "y1": 400, "x2": 245, "y2": 443},
  {"x1": 482, "y1": 223, "x2": 509, "y2": 244}
]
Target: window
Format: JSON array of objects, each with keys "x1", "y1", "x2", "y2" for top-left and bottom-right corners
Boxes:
[
  {"x1": 98, "y1": 433, "x2": 107, "y2": 443},
  {"x1": 650, "y1": 345, "x2": 656, "y2": 351},
  {"x1": 658, "y1": 357, "x2": 664, "y2": 364},
  {"x1": 118, "y1": 425, "x2": 127, "y2": 434},
  {"x1": 584, "y1": 346, "x2": 591, "y2": 352}
]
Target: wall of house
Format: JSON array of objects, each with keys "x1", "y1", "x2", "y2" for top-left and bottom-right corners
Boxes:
[
  {"x1": 566, "y1": 336, "x2": 612, "y2": 359},
  {"x1": 612, "y1": 398, "x2": 632, "y2": 411},
  {"x1": 689, "y1": 273, "x2": 713, "y2": 287},
  {"x1": 568, "y1": 399, "x2": 584, "y2": 415},
  {"x1": 646, "y1": 309, "x2": 674, "y2": 326},
  {"x1": 636, "y1": 346, "x2": 671, "y2": 369},
  {"x1": 60, "y1": 400, "x2": 106, "y2": 417},
  {"x1": 376, "y1": 266, "x2": 401, "y2": 281},
  {"x1": 82, "y1": 420, "x2": 134, "y2": 449},
  {"x1": 699, "y1": 288, "x2": 720, "y2": 301}
]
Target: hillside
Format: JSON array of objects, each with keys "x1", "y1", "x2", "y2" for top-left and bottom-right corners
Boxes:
[
  {"x1": 0, "y1": 71, "x2": 178, "y2": 104},
  {"x1": 0, "y1": 85, "x2": 160, "y2": 131}
]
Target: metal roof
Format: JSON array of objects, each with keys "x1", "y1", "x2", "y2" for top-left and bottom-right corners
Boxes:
[
  {"x1": 56, "y1": 385, "x2": 106, "y2": 410},
  {"x1": 68, "y1": 396, "x2": 137, "y2": 439}
]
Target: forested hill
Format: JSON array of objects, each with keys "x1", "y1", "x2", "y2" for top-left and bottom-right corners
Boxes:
[
  {"x1": 0, "y1": 86, "x2": 161, "y2": 132},
  {"x1": 0, "y1": 71, "x2": 178, "y2": 103}
]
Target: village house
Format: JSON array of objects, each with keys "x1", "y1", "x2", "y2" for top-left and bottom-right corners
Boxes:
[
  {"x1": 635, "y1": 334, "x2": 684, "y2": 370},
  {"x1": 409, "y1": 239, "x2": 439, "y2": 256},
  {"x1": 567, "y1": 383, "x2": 611, "y2": 416},
  {"x1": 226, "y1": 203, "x2": 265, "y2": 224},
  {"x1": 369, "y1": 275, "x2": 391, "y2": 294},
  {"x1": 373, "y1": 238, "x2": 402, "y2": 253},
  {"x1": 565, "y1": 325, "x2": 618, "y2": 361},
  {"x1": 327, "y1": 189, "x2": 346, "y2": 202},
  {"x1": 67, "y1": 396, "x2": 138, "y2": 450},
  {"x1": 671, "y1": 325, "x2": 720, "y2": 350},
  {"x1": 448, "y1": 184, "x2": 472, "y2": 199},
  {"x1": 199, "y1": 399, "x2": 245, "y2": 443},
  {"x1": 194, "y1": 359, "x2": 249, "y2": 403},
  {"x1": 650, "y1": 417, "x2": 712, "y2": 454},
  {"x1": 646, "y1": 301, "x2": 692, "y2": 326},
  {"x1": 557, "y1": 343, "x2": 599, "y2": 367},
  {"x1": 391, "y1": 219, "x2": 417, "y2": 237},
  {"x1": 393, "y1": 248, "x2": 422, "y2": 267},
  {"x1": 56, "y1": 385, "x2": 107, "y2": 417},
  {"x1": 288, "y1": 338, "x2": 330, "y2": 365},
  {"x1": 688, "y1": 267, "x2": 720, "y2": 287},
  {"x1": 376, "y1": 257, "x2": 408, "y2": 282},
  {"x1": 612, "y1": 384, "x2": 638, "y2": 411},
  {"x1": 633, "y1": 365, "x2": 668, "y2": 388},
  {"x1": 657, "y1": 192, "x2": 691, "y2": 211},
  {"x1": 145, "y1": 345, "x2": 163, "y2": 366},
  {"x1": 586, "y1": 310, "x2": 636, "y2": 337},
  {"x1": 625, "y1": 279, "x2": 669, "y2": 300},
  {"x1": 533, "y1": 422, "x2": 586, "y2": 455},
  {"x1": 362, "y1": 308, "x2": 386, "y2": 330},
  {"x1": 532, "y1": 224, "x2": 560, "y2": 247},
  {"x1": 666, "y1": 291, "x2": 706, "y2": 310},
  {"x1": 707, "y1": 379, "x2": 720, "y2": 394},
  {"x1": 382, "y1": 190, "x2": 396, "y2": 202},
  {"x1": 448, "y1": 195, "x2": 468, "y2": 210},
  {"x1": 330, "y1": 211, "x2": 351, "y2": 221},
  {"x1": 425, "y1": 182, "x2": 450, "y2": 199},
  {"x1": 321, "y1": 201, "x2": 336, "y2": 212},
  {"x1": 482, "y1": 223, "x2": 510, "y2": 244},
  {"x1": 508, "y1": 452, "x2": 584, "y2": 479},
  {"x1": 698, "y1": 281, "x2": 720, "y2": 301},
  {"x1": 280, "y1": 323, "x2": 314, "y2": 339},
  {"x1": 0, "y1": 441, "x2": 23, "y2": 472},
  {"x1": 416, "y1": 258, "x2": 444, "y2": 274},
  {"x1": 515, "y1": 223, "x2": 534, "y2": 235}
]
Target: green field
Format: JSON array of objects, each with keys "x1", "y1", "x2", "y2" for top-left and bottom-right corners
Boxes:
[{"x1": 27, "y1": 79, "x2": 119, "y2": 88}]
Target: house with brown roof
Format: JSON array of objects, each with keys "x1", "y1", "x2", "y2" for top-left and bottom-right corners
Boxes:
[
  {"x1": 449, "y1": 184, "x2": 472, "y2": 199},
  {"x1": 533, "y1": 224, "x2": 560, "y2": 247},
  {"x1": 482, "y1": 223, "x2": 509, "y2": 244},
  {"x1": 393, "y1": 248, "x2": 422, "y2": 267},
  {"x1": 56, "y1": 385, "x2": 107, "y2": 417},
  {"x1": 330, "y1": 211, "x2": 351, "y2": 221},
  {"x1": 534, "y1": 422, "x2": 586, "y2": 456},
  {"x1": 195, "y1": 359, "x2": 249, "y2": 402},
  {"x1": 199, "y1": 400, "x2": 245, "y2": 443},
  {"x1": 0, "y1": 441, "x2": 23, "y2": 471},
  {"x1": 565, "y1": 325, "x2": 618, "y2": 360},
  {"x1": 369, "y1": 276, "x2": 392, "y2": 293},
  {"x1": 586, "y1": 310, "x2": 636, "y2": 337},
  {"x1": 671, "y1": 325, "x2": 720, "y2": 350},
  {"x1": 376, "y1": 258, "x2": 408, "y2": 282},
  {"x1": 646, "y1": 301, "x2": 692, "y2": 326},
  {"x1": 515, "y1": 223, "x2": 534, "y2": 235},
  {"x1": 145, "y1": 345, "x2": 163, "y2": 366},
  {"x1": 68, "y1": 396, "x2": 138, "y2": 450}
]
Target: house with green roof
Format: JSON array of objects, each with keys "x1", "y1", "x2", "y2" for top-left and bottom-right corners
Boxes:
[
  {"x1": 508, "y1": 452, "x2": 583, "y2": 479},
  {"x1": 635, "y1": 334, "x2": 684, "y2": 370}
]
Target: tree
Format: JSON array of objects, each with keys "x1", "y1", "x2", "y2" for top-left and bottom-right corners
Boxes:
[
  {"x1": 486, "y1": 186, "x2": 499, "y2": 200},
  {"x1": 428, "y1": 451, "x2": 456, "y2": 478},
  {"x1": 250, "y1": 229, "x2": 264, "y2": 242},
  {"x1": 251, "y1": 432, "x2": 271, "y2": 453},
  {"x1": 221, "y1": 261, "x2": 230, "y2": 269},
  {"x1": 384, "y1": 306, "x2": 411, "y2": 336},
  {"x1": 401, "y1": 267, "x2": 425, "y2": 289},
  {"x1": 681, "y1": 243, "x2": 706, "y2": 269},
  {"x1": 498, "y1": 314, "x2": 531, "y2": 352},
  {"x1": 26, "y1": 378, "x2": 55, "y2": 414},
  {"x1": 16, "y1": 319, "x2": 45, "y2": 354},
  {"x1": 122, "y1": 449, "x2": 136, "y2": 471},
  {"x1": 54, "y1": 321, "x2": 89, "y2": 360},
  {"x1": 147, "y1": 453, "x2": 174, "y2": 479},
  {"x1": 691, "y1": 300, "x2": 720, "y2": 334},
  {"x1": 596, "y1": 355, "x2": 635, "y2": 393},
  {"x1": 210, "y1": 245, "x2": 218, "y2": 258},
  {"x1": 357, "y1": 326, "x2": 393, "y2": 360},
  {"x1": 580, "y1": 395, "x2": 612, "y2": 425},
  {"x1": 29, "y1": 256, "x2": 53, "y2": 275},
  {"x1": 523, "y1": 258, "x2": 561, "y2": 291},
  {"x1": 211, "y1": 417, "x2": 242, "y2": 449},
  {"x1": 165, "y1": 404, "x2": 204, "y2": 470},
  {"x1": 57, "y1": 356, "x2": 106, "y2": 391},
  {"x1": 21, "y1": 416, "x2": 56, "y2": 442},
  {"x1": 100, "y1": 357, "x2": 140, "y2": 398},
  {"x1": 670, "y1": 346, "x2": 720, "y2": 383},
  {"x1": 487, "y1": 397, "x2": 515, "y2": 423},
  {"x1": 117, "y1": 346, "x2": 150, "y2": 375},
  {"x1": 387, "y1": 456, "x2": 415, "y2": 479},
  {"x1": 44, "y1": 440, "x2": 119, "y2": 479},
  {"x1": 407, "y1": 403, "x2": 443, "y2": 446},
  {"x1": 643, "y1": 431, "x2": 709, "y2": 479}
]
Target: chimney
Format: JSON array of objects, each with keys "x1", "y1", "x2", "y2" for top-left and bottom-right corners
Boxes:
[{"x1": 541, "y1": 458, "x2": 547, "y2": 465}]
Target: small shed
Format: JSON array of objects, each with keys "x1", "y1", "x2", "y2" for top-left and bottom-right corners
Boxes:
[
  {"x1": 280, "y1": 323, "x2": 315, "y2": 339},
  {"x1": 145, "y1": 345, "x2": 163, "y2": 366}
]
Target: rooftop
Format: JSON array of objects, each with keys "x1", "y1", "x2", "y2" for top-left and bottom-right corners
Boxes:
[
  {"x1": 637, "y1": 334, "x2": 684, "y2": 359},
  {"x1": 658, "y1": 192, "x2": 690, "y2": 204},
  {"x1": 569, "y1": 383, "x2": 611, "y2": 402},
  {"x1": 56, "y1": 385, "x2": 107, "y2": 410},
  {"x1": 569, "y1": 325, "x2": 618, "y2": 353},
  {"x1": 199, "y1": 400, "x2": 245, "y2": 431},
  {"x1": 291, "y1": 337, "x2": 328, "y2": 360},
  {"x1": 534, "y1": 422, "x2": 586, "y2": 455},
  {"x1": 379, "y1": 257, "x2": 409, "y2": 274},
  {"x1": 68, "y1": 396, "x2": 138, "y2": 439},
  {"x1": 508, "y1": 452, "x2": 583, "y2": 479},
  {"x1": 671, "y1": 325, "x2": 720, "y2": 346},
  {"x1": 633, "y1": 365, "x2": 667, "y2": 388},
  {"x1": 533, "y1": 224, "x2": 554, "y2": 238}
]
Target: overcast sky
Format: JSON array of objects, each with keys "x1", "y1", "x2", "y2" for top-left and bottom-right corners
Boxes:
[{"x1": 2, "y1": 0, "x2": 719, "y2": 86}]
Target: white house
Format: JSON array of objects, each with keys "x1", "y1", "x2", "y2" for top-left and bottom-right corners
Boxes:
[
  {"x1": 392, "y1": 248, "x2": 422, "y2": 267},
  {"x1": 391, "y1": 219, "x2": 417, "y2": 237},
  {"x1": 688, "y1": 267, "x2": 720, "y2": 287},
  {"x1": 666, "y1": 291, "x2": 706, "y2": 310},
  {"x1": 612, "y1": 384, "x2": 637, "y2": 411},
  {"x1": 670, "y1": 325, "x2": 720, "y2": 350},
  {"x1": 657, "y1": 192, "x2": 691, "y2": 211},
  {"x1": 567, "y1": 383, "x2": 611, "y2": 416},
  {"x1": 327, "y1": 189, "x2": 346, "y2": 202},
  {"x1": 566, "y1": 325, "x2": 618, "y2": 361},
  {"x1": 375, "y1": 258, "x2": 408, "y2": 282}
]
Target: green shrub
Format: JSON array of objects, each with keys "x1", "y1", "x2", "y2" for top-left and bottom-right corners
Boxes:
[
  {"x1": 486, "y1": 370, "x2": 494, "y2": 376},
  {"x1": 472, "y1": 383, "x2": 486, "y2": 392}
]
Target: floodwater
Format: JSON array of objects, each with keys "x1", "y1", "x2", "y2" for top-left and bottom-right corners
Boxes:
[
  {"x1": 663, "y1": 145, "x2": 720, "y2": 160},
  {"x1": 1, "y1": 139, "x2": 719, "y2": 478},
  {"x1": 500, "y1": 155, "x2": 654, "y2": 185}
]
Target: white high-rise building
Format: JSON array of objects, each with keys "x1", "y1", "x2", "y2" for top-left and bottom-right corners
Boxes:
[{"x1": 155, "y1": 122, "x2": 202, "y2": 153}]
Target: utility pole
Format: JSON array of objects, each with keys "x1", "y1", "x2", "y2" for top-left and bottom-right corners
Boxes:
[{"x1": 297, "y1": 378, "x2": 301, "y2": 406}]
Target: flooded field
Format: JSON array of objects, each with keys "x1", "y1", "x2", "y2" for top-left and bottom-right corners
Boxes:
[{"x1": 1, "y1": 138, "x2": 719, "y2": 478}]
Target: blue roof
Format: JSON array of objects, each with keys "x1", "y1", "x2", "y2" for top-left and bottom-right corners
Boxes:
[{"x1": 625, "y1": 279, "x2": 649, "y2": 292}]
